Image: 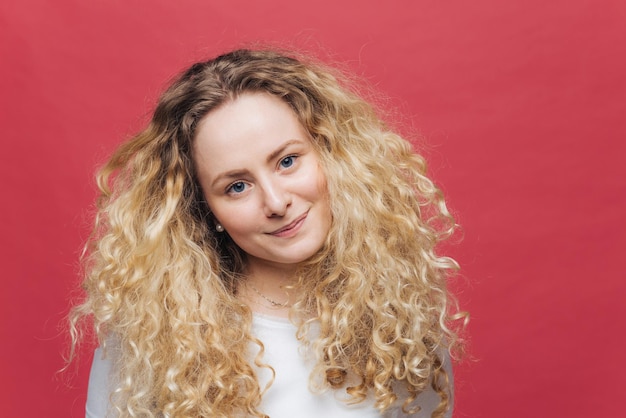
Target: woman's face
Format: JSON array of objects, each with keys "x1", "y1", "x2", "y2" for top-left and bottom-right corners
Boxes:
[{"x1": 193, "y1": 93, "x2": 332, "y2": 273}]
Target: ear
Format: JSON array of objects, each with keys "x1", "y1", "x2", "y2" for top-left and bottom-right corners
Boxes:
[{"x1": 208, "y1": 212, "x2": 224, "y2": 233}]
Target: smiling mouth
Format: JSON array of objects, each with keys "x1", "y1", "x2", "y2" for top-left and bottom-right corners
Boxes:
[{"x1": 269, "y1": 211, "x2": 309, "y2": 236}]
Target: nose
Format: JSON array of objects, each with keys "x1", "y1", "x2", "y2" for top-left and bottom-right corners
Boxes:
[{"x1": 261, "y1": 178, "x2": 291, "y2": 217}]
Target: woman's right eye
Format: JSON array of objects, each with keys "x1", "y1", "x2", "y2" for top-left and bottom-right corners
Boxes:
[{"x1": 227, "y1": 182, "x2": 247, "y2": 194}]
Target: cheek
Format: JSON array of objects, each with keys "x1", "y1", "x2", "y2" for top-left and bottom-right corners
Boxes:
[
  {"x1": 212, "y1": 205, "x2": 252, "y2": 231},
  {"x1": 314, "y1": 167, "x2": 331, "y2": 207},
  {"x1": 310, "y1": 169, "x2": 332, "y2": 227},
  {"x1": 313, "y1": 165, "x2": 333, "y2": 228},
  {"x1": 206, "y1": 198, "x2": 241, "y2": 229},
  {"x1": 308, "y1": 159, "x2": 329, "y2": 196}
]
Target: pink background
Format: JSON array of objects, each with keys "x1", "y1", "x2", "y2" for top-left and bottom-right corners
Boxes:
[{"x1": 1, "y1": 1, "x2": 624, "y2": 416}]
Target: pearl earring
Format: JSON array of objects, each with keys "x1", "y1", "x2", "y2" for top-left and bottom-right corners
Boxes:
[{"x1": 216, "y1": 224, "x2": 224, "y2": 232}]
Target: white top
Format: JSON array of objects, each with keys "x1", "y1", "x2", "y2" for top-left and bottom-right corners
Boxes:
[{"x1": 86, "y1": 314, "x2": 453, "y2": 417}]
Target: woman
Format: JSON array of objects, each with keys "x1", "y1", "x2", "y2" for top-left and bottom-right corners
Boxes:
[{"x1": 71, "y1": 49, "x2": 464, "y2": 417}]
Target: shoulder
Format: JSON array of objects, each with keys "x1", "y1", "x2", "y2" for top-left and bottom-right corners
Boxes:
[{"x1": 86, "y1": 345, "x2": 119, "y2": 418}]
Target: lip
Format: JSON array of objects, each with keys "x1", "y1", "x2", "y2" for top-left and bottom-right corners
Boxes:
[{"x1": 268, "y1": 211, "x2": 309, "y2": 237}]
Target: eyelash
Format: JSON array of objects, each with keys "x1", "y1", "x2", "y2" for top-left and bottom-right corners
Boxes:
[
  {"x1": 226, "y1": 181, "x2": 247, "y2": 194},
  {"x1": 224, "y1": 154, "x2": 299, "y2": 195},
  {"x1": 279, "y1": 155, "x2": 297, "y2": 169}
]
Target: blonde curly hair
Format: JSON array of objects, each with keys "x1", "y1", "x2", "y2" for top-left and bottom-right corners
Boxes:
[{"x1": 70, "y1": 49, "x2": 464, "y2": 417}]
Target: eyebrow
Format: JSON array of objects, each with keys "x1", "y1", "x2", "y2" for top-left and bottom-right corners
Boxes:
[
  {"x1": 266, "y1": 139, "x2": 301, "y2": 164},
  {"x1": 210, "y1": 169, "x2": 251, "y2": 189},
  {"x1": 210, "y1": 139, "x2": 304, "y2": 189}
]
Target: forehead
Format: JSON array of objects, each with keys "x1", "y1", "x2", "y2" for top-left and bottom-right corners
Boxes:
[{"x1": 193, "y1": 93, "x2": 311, "y2": 178}]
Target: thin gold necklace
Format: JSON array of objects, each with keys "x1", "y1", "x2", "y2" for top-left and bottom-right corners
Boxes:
[{"x1": 248, "y1": 284, "x2": 291, "y2": 308}]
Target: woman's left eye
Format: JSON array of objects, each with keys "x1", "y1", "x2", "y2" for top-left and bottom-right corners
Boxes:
[{"x1": 280, "y1": 156, "x2": 296, "y2": 168}]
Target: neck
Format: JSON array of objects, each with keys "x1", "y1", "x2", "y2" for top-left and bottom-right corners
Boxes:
[{"x1": 239, "y1": 258, "x2": 298, "y2": 318}]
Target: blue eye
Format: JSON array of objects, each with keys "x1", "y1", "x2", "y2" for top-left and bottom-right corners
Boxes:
[
  {"x1": 280, "y1": 156, "x2": 295, "y2": 168},
  {"x1": 227, "y1": 182, "x2": 247, "y2": 194}
]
